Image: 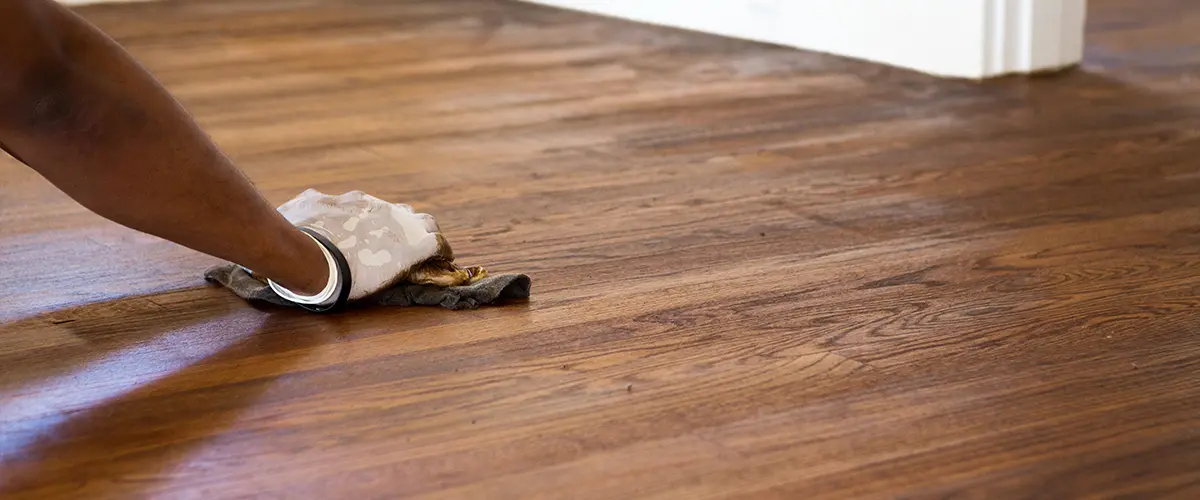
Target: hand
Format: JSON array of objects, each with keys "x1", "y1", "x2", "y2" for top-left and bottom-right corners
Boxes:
[{"x1": 275, "y1": 189, "x2": 446, "y2": 301}]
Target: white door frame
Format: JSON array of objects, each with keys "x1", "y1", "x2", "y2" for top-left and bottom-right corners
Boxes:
[{"x1": 522, "y1": 0, "x2": 1088, "y2": 79}]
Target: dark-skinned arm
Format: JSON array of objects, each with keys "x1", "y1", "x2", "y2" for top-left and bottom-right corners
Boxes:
[{"x1": 0, "y1": 0, "x2": 328, "y2": 295}]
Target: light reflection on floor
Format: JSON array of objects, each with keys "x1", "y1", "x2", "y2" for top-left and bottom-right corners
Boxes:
[{"x1": 0, "y1": 315, "x2": 260, "y2": 461}]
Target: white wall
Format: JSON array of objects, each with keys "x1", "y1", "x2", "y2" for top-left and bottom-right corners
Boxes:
[
  {"x1": 522, "y1": 0, "x2": 1087, "y2": 79},
  {"x1": 60, "y1": 0, "x2": 1086, "y2": 79}
]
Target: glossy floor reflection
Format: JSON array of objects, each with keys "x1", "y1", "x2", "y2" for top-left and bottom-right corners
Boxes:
[{"x1": 2, "y1": 0, "x2": 1199, "y2": 498}]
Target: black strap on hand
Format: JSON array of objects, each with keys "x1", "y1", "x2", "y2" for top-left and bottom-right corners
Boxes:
[{"x1": 295, "y1": 226, "x2": 352, "y2": 314}]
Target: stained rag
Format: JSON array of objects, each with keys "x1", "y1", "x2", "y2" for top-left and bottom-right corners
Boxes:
[{"x1": 205, "y1": 264, "x2": 531, "y2": 311}]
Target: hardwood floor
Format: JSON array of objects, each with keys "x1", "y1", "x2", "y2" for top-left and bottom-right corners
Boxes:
[{"x1": 3, "y1": 0, "x2": 1199, "y2": 498}]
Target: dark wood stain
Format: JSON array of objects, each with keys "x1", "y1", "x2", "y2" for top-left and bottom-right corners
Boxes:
[{"x1": 1, "y1": 0, "x2": 1198, "y2": 498}]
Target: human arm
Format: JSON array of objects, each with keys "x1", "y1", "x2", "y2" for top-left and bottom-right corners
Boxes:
[{"x1": 0, "y1": 0, "x2": 330, "y2": 295}]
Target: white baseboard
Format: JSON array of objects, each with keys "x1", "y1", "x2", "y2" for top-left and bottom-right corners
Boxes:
[{"x1": 522, "y1": 0, "x2": 1087, "y2": 79}]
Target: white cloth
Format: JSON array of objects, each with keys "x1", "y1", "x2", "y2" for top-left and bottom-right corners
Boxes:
[{"x1": 275, "y1": 189, "x2": 444, "y2": 301}]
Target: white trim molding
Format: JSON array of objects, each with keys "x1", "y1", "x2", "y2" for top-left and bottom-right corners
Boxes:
[{"x1": 522, "y1": 0, "x2": 1088, "y2": 79}]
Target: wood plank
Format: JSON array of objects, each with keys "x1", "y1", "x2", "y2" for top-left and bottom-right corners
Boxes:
[{"x1": 1, "y1": 0, "x2": 1198, "y2": 498}]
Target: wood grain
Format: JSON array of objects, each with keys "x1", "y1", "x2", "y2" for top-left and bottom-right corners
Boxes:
[{"x1": 2, "y1": 0, "x2": 1199, "y2": 498}]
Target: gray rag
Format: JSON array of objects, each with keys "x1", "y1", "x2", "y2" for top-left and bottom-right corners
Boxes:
[{"x1": 204, "y1": 264, "x2": 531, "y2": 311}]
